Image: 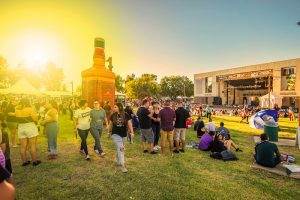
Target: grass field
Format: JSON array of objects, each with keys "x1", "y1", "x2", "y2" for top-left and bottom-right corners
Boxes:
[{"x1": 11, "y1": 115, "x2": 300, "y2": 200}]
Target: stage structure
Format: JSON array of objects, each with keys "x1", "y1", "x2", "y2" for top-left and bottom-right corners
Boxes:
[{"x1": 194, "y1": 58, "x2": 300, "y2": 108}]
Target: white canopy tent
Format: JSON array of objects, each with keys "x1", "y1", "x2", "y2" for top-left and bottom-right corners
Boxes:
[
  {"x1": 43, "y1": 91, "x2": 72, "y2": 97},
  {"x1": 1, "y1": 79, "x2": 41, "y2": 95},
  {"x1": 259, "y1": 92, "x2": 282, "y2": 108}
]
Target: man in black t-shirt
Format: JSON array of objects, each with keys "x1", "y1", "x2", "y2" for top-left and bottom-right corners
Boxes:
[
  {"x1": 137, "y1": 99, "x2": 156, "y2": 154},
  {"x1": 174, "y1": 100, "x2": 190, "y2": 153}
]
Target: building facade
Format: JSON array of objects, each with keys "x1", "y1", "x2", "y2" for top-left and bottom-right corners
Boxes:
[{"x1": 194, "y1": 58, "x2": 300, "y2": 108}]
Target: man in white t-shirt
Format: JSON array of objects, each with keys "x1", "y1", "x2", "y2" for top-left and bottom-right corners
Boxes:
[{"x1": 74, "y1": 100, "x2": 91, "y2": 161}]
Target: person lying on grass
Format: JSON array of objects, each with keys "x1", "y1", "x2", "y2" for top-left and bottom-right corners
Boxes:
[
  {"x1": 254, "y1": 133, "x2": 281, "y2": 168},
  {"x1": 216, "y1": 122, "x2": 242, "y2": 152}
]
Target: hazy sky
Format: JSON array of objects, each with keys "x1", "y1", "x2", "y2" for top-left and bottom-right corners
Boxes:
[{"x1": 0, "y1": 0, "x2": 299, "y2": 88}]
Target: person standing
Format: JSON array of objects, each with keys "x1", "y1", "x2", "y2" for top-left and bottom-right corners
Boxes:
[
  {"x1": 74, "y1": 100, "x2": 91, "y2": 161},
  {"x1": 137, "y1": 99, "x2": 156, "y2": 154},
  {"x1": 41, "y1": 100, "x2": 59, "y2": 160},
  {"x1": 174, "y1": 100, "x2": 190, "y2": 153},
  {"x1": 4, "y1": 99, "x2": 18, "y2": 148},
  {"x1": 0, "y1": 119, "x2": 12, "y2": 173},
  {"x1": 108, "y1": 103, "x2": 134, "y2": 173},
  {"x1": 158, "y1": 99, "x2": 176, "y2": 155},
  {"x1": 15, "y1": 98, "x2": 41, "y2": 166},
  {"x1": 125, "y1": 104, "x2": 135, "y2": 143},
  {"x1": 90, "y1": 100, "x2": 107, "y2": 157},
  {"x1": 151, "y1": 102, "x2": 161, "y2": 149}
]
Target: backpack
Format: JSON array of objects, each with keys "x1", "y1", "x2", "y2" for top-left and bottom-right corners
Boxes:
[
  {"x1": 221, "y1": 150, "x2": 238, "y2": 161},
  {"x1": 210, "y1": 150, "x2": 238, "y2": 161}
]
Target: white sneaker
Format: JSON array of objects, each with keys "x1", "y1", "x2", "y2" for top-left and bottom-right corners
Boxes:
[
  {"x1": 85, "y1": 155, "x2": 91, "y2": 161},
  {"x1": 99, "y1": 152, "x2": 106, "y2": 157},
  {"x1": 120, "y1": 166, "x2": 128, "y2": 173},
  {"x1": 94, "y1": 149, "x2": 100, "y2": 155}
]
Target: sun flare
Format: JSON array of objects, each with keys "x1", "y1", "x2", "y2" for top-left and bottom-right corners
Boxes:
[{"x1": 17, "y1": 30, "x2": 61, "y2": 71}]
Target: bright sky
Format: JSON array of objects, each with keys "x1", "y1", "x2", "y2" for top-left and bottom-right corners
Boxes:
[{"x1": 0, "y1": 0, "x2": 300, "y2": 88}]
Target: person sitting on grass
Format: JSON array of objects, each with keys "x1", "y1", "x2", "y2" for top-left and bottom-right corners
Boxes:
[
  {"x1": 198, "y1": 130, "x2": 214, "y2": 151},
  {"x1": 205, "y1": 118, "x2": 216, "y2": 132},
  {"x1": 211, "y1": 134, "x2": 227, "y2": 153},
  {"x1": 217, "y1": 122, "x2": 242, "y2": 152},
  {"x1": 254, "y1": 133, "x2": 281, "y2": 168}
]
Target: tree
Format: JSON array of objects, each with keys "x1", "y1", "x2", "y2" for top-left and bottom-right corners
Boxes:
[
  {"x1": 115, "y1": 74, "x2": 125, "y2": 93},
  {"x1": 160, "y1": 76, "x2": 194, "y2": 99},
  {"x1": 0, "y1": 56, "x2": 9, "y2": 88},
  {"x1": 42, "y1": 62, "x2": 64, "y2": 91},
  {"x1": 125, "y1": 74, "x2": 160, "y2": 99}
]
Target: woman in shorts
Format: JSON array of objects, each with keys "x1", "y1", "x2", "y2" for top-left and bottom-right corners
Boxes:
[{"x1": 15, "y1": 98, "x2": 41, "y2": 166}]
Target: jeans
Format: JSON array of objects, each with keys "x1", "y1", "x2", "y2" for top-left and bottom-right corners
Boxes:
[
  {"x1": 90, "y1": 126, "x2": 103, "y2": 153},
  {"x1": 78, "y1": 129, "x2": 90, "y2": 155},
  {"x1": 152, "y1": 124, "x2": 160, "y2": 146},
  {"x1": 45, "y1": 122, "x2": 59, "y2": 155},
  {"x1": 111, "y1": 134, "x2": 125, "y2": 166}
]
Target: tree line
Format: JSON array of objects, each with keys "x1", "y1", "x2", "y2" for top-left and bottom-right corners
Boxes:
[
  {"x1": 116, "y1": 73, "x2": 194, "y2": 99},
  {"x1": 0, "y1": 56, "x2": 65, "y2": 91}
]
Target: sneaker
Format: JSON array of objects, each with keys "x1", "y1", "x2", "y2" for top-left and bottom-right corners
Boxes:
[
  {"x1": 143, "y1": 150, "x2": 149, "y2": 153},
  {"x1": 99, "y1": 152, "x2": 106, "y2": 157},
  {"x1": 94, "y1": 149, "x2": 100, "y2": 155},
  {"x1": 32, "y1": 160, "x2": 42, "y2": 166},
  {"x1": 85, "y1": 155, "x2": 91, "y2": 161},
  {"x1": 173, "y1": 150, "x2": 180, "y2": 154},
  {"x1": 22, "y1": 161, "x2": 31, "y2": 166},
  {"x1": 150, "y1": 151, "x2": 158, "y2": 154},
  {"x1": 179, "y1": 149, "x2": 185, "y2": 153},
  {"x1": 120, "y1": 166, "x2": 128, "y2": 173}
]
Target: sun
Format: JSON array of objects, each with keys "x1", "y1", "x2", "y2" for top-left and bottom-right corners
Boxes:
[{"x1": 18, "y1": 30, "x2": 61, "y2": 71}]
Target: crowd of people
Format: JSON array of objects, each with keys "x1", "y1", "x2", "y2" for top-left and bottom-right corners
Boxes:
[{"x1": 0, "y1": 95, "x2": 298, "y2": 199}]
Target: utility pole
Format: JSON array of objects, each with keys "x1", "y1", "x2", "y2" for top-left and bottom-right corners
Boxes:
[
  {"x1": 71, "y1": 81, "x2": 74, "y2": 96},
  {"x1": 297, "y1": 98, "x2": 300, "y2": 149}
]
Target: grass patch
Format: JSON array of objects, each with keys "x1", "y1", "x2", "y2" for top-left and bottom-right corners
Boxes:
[{"x1": 11, "y1": 115, "x2": 300, "y2": 200}]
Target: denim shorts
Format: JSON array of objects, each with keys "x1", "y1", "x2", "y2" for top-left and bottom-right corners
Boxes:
[{"x1": 140, "y1": 128, "x2": 154, "y2": 143}]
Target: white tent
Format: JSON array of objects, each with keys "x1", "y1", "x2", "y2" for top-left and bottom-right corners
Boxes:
[
  {"x1": 5, "y1": 79, "x2": 41, "y2": 95},
  {"x1": 259, "y1": 92, "x2": 282, "y2": 108},
  {"x1": 43, "y1": 91, "x2": 72, "y2": 97}
]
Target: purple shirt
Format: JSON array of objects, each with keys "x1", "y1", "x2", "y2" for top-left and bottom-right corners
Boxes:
[
  {"x1": 159, "y1": 107, "x2": 175, "y2": 131},
  {"x1": 198, "y1": 133, "x2": 213, "y2": 150}
]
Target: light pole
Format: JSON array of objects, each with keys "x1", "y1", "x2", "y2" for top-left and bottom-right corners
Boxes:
[
  {"x1": 297, "y1": 21, "x2": 300, "y2": 149},
  {"x1": 70, "y1": 81, "x2": 74, "y2": 96}
]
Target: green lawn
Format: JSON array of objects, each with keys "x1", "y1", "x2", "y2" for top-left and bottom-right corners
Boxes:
[{"x1": 11, "y1": 115, "x2": 300, "y2": 200}]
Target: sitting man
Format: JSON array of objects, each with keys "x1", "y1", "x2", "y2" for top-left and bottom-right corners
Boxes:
[
  {"x1": 254, "y1": 133, "x2": 281, "y2": 168},
  {"x1": 216, "y1": 122, "x2": 242, "y2": 152}
]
